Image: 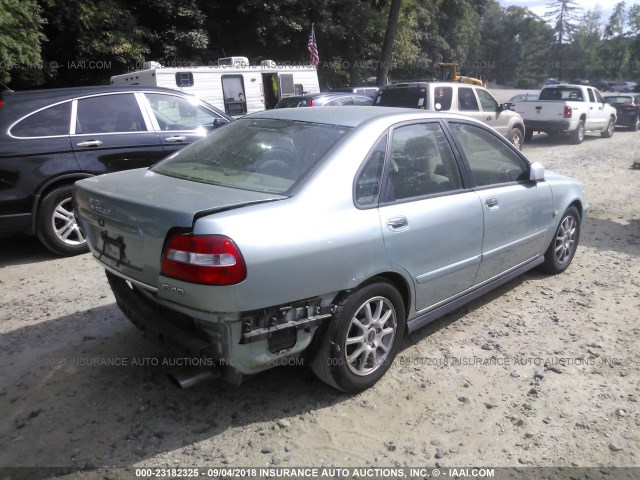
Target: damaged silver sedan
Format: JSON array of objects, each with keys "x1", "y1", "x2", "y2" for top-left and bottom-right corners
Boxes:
[{"x1": 74, "y1": 107, "x2": 587, "y2": 392}]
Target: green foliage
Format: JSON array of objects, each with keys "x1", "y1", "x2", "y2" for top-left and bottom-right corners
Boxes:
[
  {"x1": 0, "y1": 0, "x2": 46, "y2": 85},
  {"x1": 3, "y1": 0, "x2": 639, "y2": 89},
  {"x1": 38, "y1": 0, "x2": 150, "y2": 87}
]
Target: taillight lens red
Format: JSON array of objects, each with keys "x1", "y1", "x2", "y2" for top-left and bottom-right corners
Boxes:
[
  {"x1": 563, "y1": 106, "x2": 572, "y2": 118},
  {"x1": 161, "y1": 234, "x2": 247, "y2": 285},
  {"x1": 308, "y1": 99, "x2": 315, "y2": 107}
]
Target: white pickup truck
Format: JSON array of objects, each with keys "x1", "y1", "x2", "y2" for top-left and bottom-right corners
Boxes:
[{"x1": 513, "y1": 84, "x2": 617, "y2": 144}]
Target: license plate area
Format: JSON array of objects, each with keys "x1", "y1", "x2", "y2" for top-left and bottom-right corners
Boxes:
[{"x1": 99, "y1": 231, "x2": 129, "y2": 266}]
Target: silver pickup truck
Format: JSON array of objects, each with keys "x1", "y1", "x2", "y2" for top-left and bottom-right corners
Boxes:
[{"x1": 513, "y1": 84, "x2": 617, "y2": 144}]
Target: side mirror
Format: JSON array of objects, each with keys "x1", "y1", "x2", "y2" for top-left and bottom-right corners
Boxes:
[{"x1": 529, "y1": 162, "x2": 545, "y2": 182}]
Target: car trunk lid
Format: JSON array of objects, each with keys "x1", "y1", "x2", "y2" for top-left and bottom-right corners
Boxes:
[{"x1": 74, "y1": 168, "x2": 285, "y2": 287}]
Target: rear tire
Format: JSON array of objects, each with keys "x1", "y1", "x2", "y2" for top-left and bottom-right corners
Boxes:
[
  {"x1": 601, "y1": 118, "x2": 615, "y2": 138},
  {"x1": 311, "y1": 280, "x2": 405, "y2": 392},
  {"x1": 541, "y1": 206, "x2": 580, "y2": 274},
  {"x1": 524, "y1": 130, "x2": 533, "y2": 142},
  {"x1": 631, "y1": 116, "x2": 639, "y2": 131},
  {"x1": 569, "y1": 120, "x2": 585, "y2": 144},
  {"x1": 37, "y1": 185, "x2": 88, "y2": 256}
]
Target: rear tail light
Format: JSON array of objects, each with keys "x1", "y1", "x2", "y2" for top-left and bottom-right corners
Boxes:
[
  {"x1": 161, "y1": 234, "x2": 247, "y2": 285},
  {"x1": 622, "y1": 105, "x2": 636, "y2": 110},
  {"x1": 307, "y1": 99, "x2": 315, "y2": 107},
  {"x1": 563, "y1": 106, "x2": 572, "y2": 118}
]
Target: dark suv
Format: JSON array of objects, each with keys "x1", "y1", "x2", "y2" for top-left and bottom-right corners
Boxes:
[
  {"x1": 604, "y1": 94, "x2": 640, "y2": 131},
  {"x1": 0, "y1": 85, "x2": 232, "y2": 255}
]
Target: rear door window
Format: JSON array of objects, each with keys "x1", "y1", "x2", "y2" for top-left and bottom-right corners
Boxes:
[
  {"x1": 11, "y1": 102, "x2": 72, "y2": 137},
  {"x1": 76, "y1": 94, "x2": 146, "y2": 134},
  {"x1": 385, "y1": 122, "x2": 462, "y2": 201},
  {"x1": 457, "y1": 88, "x2": 479, "y2": 111},
  {"x1": 433, "y1": 86, "x2": 453, "y2": 111}
]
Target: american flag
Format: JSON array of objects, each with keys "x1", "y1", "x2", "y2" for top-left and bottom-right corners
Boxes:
[{"x1": 307, "y1": 24, "x2": 319, "y2": 67}]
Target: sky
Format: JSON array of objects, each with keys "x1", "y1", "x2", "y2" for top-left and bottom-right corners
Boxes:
[{"x1": 497, "y1": 0, "x2": 640, "y2": 21}]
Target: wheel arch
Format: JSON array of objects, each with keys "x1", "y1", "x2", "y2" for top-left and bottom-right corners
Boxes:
[
  {"x1": 334, "y1": 271, "x2": 413, "y2": 332},
  {"x1": 29, "y1": 173, "x2": 94, "y2": 234},
  {"x1": 569, "y1": 199, "x2": 584, "y2": 221},
  {"x1": 511, "y1": 122, "x2": 525, "y2": 134}
]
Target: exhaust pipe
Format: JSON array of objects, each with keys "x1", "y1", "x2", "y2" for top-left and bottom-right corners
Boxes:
[{"x1": 167, "y1": 367, "x2": 221, "y2": 389}]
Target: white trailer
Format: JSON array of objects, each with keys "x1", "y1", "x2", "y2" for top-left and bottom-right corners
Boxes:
[{"x1": 110, "y1": 57, "x2": 320, "y2": 116}]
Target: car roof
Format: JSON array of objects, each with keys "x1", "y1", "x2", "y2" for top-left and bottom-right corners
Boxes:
[
  {"x1": 247, "y1": 105, "x2": 484, "y2": 128},
  {"x1": 281, "y1": 92, "x2": 369, "y2": 100},
  {"x1": 0, "y1": 85, "x2": 197, "y2": 101},
  {"x1": 0, "y1": 85, "x2": 228, "y2": 120}
]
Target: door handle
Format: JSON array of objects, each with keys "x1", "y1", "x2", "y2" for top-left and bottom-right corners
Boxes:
[
  {"x1": 76, "y1": 140, "x2": 102, "y2": 147},
  {"x1": 485, "y1": 197, "x2": 499, "y2": 210},
  {"x1": 386, "y1": 216, "x2": 409, "y2": 231},
  {"x1": 165, "y1": 136, "x2": 187, "y2": 142}
]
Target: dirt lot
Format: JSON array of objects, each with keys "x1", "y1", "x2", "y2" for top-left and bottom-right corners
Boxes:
[{"x1": 0, "y1": 119, "x2": 639, "y2": 478}]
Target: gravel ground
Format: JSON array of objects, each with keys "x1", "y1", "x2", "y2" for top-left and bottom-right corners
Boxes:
[{"x1": 0, "y1": 119, "x2": 639, "y2": 479}]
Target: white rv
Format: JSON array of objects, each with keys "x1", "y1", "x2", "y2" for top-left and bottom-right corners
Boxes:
[{"x1": 110, "y1": 57, "x2": 320, "y2": 116}]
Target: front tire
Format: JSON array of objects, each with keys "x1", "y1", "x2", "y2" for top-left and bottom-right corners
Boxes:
[
  {"x1": 541, "y1": 206, "x2": 581, "y2": 274},
  {"x1": 311, "y1": 280, "x2": 405, "y2": 392},
  {"x1": 601, "y1": 118, "x2": 615, "y2": 138},
  {"x1": 37, "y1": 185, "x2": 88, "y2": 256}
]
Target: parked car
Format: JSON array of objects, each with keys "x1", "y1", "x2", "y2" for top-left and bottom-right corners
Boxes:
[
  {"x1": 373, "y1": 82, "x2": 526, "y2": 149},
  {"x1": 604, "y1": 94, "x2": 640, "y2": 130},
  {"x1": 610, "y1": 81, "x2": 637, "y2": 93},
  {"x1": 331, "y1": 86, "x2": 379, "y2": 98},
  {"x1": 275, "y1": 93, "x2": 373, "y2": 108},
  {"x1": 507, "y1": 93, "x2": 538, "y2": 103},
  {"x1": 0, "y1": 85, "x2": 232, "y2": 255},
  {"x1": 74, "y1": 106, "x2": 587, "y2": 392},
  {"x1": 504, "y1": 93, "x2": 538, "y2": 111},
  {"x1": 512, "y1": 84, "x2": 616, "y2": 144}
]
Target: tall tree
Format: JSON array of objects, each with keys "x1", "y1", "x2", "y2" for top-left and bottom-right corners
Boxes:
[
  {"x1": 545, "y1": 0, "x2": 582, "y2": 79},
  {"x1": 376, "y1": 0, "x2": 403, "y2": 86},
  {"x1": 568, "y1": 8, "x2": 603, "y2": 81},
  {"x1": 600, "y1": 2, "x2": 631, "y2": 79}
]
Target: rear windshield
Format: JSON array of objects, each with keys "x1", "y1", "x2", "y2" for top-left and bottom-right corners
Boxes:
[
  {"x1": 539, "y1": 87, "x2": 584, "y2": 101},
  {"x1": 152, "y1": 118, "x2": 351, "y2": 194},
  {"x1": 374, "y1": 86, "x2": 428, "y2": 108},
  {"x1": 605, "y1": 96, "x2": 634, "y2": 105}
]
